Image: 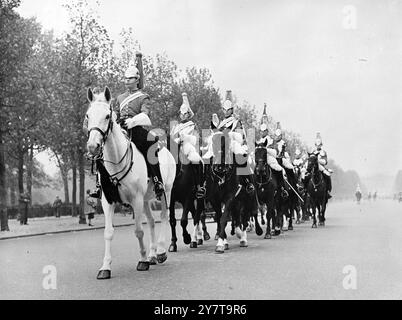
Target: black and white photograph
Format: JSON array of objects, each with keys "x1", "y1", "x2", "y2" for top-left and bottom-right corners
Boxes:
[{"x1": 1, "y1": 0, "x2": 402, "y2": 304}]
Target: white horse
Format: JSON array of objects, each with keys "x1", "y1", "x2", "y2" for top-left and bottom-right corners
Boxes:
[{"x1": 85, "y1": 87, "x2": 176, "y2": 279}]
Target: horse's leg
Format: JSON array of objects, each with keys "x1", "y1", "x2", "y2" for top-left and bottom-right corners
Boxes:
[
  {"x1": 155, "y1": 193, "x2": 169, "y2": 263},
  {"x1": 97, "y1": 197, "x2": 115, "y2": 280},
  {"x1": 239, "y1": 206, "x2": 249, "y2": 247},
  {"x1": 288, "y1": 202, "x2": 294, "y2": 231},
  {"x1": 189, "y1": 201, "x2": 199, "y2": 248},
  {"x1": 133, "y1": 196, "x2": 150, "y2": 271},
  {"x1": 200, "y1": 209, "x2": 211, "y2": 241},
  {"x1": 168, "y1": 197, "x2": 178, "y2": 252},
  {"x1": 311, "y1": 202, "x2": 317, "y2": 228},
  {"x1": 215, "y1": 200, "x2": 230, "y2": 253},
  {"x1": 143, "y1": 199, "x2": 157, "y2": 264},
  {"x1": 180, "y1": 199, "x2": 191, "y2": 245},
  {"x1": 264, "y1": 200, "x2": 274, "y2": 239},
  {"x1": 260, "y1": 204, "x2": 266, "y2": 225},
  {"x1": 211, "y1": 199, "x2": 222, "y2": 240},
  {"x1": 321, "y1": 200, "x2": 327, "y2": 226}
]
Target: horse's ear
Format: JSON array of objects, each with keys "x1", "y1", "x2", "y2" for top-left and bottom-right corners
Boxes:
[
  {"x1": 104, "y1": 87, "x2": 111, "y2": 103},
  {"x1": 87, "y1": 88, "x2": 94, "y2": 103}
]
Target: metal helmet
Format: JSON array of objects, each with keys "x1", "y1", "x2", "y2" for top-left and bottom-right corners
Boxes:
[
  {"x1": 124, "y1": 65, "x2": 140, "y2": 79},
  {"x1": 275, "y1": 122, "x2": 282, "y2": 138},
  {"x1": 222, "y1": 90, "x2": 234, "y2": 111},
  {"x1": 179, "y1": 93, "x2": 194, "y2": 120},
  {"x1": 315, "y1": 132, "x2": 323, "y2": 148},
  {"x1": 260, "y1": 123, "x2": 268, "y2": 132}
]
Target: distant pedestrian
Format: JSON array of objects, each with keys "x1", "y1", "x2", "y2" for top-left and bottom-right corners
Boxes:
[
  {"x1": 85, "y1": 189, "x2": 97, "y2": 227},
  {"x1": 53, "y1": 196, "x2": 62, "y2": 218},
  {"x1": 19, "y1": 192, "x2": 30, "y2": 225}
]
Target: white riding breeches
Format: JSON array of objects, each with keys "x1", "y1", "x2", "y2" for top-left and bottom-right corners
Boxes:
[
  {"x1": 267, "y1": 155, "x2": 284, "y2": 172},
  {"x1": 181, "y1": 134, "x2": 202, "y2": 163},
  {"x1": 282, "y1": 157, "x2": 294, "y2": 170},
  {"x1": 319, "y1": 164, "x2": 331, "y2": 176},
  {"x1": 229, "y1": 131, "x2": 248, "y2": 155}
]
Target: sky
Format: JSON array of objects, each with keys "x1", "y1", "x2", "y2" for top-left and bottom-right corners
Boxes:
[{"x1": 17, "y1": 0, "x2": 402, "y2": 178}]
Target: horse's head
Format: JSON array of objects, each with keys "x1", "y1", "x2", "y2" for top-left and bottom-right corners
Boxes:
[
  {"x1": 307, "y1": 154, "x2": 318, "y2": 173},
  {"x1": 254, "y1": 146, "x2": 267, "y2": 176},
  {"x1": 85, "y1": 87, "x2": 113, "y2": 158}
]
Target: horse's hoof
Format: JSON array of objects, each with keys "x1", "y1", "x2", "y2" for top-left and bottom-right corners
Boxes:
[
  {"x1": 240, "y1": 240, "x2": 248, "y2": 247},
  {"x1": 224, "y1": 243, "x2": 230, "y2": 250},
  {"x1": 168, "y1": 243, "x2": 177, "y2": 252},
  {"x1": 264, "y1": 233, "x2": 272, "y2": 239},
  {"x1": 137, "y1": 261, "x2": 150, "y2": 271},
  {"x1": 97, "y1": 270, "x2": 111, "y2": 280},
  {"x1": 246, "y1": 227, "x2": 252, "y2": 232},
  {"x1": 296, "y1": 220, "x2": 300, "y2": 225},
  {"x1": 215, "y1": 245, "x2": 224, "y2": 253},
  {"x1": 274, "y1": 230, "x2": 281, "y2": 236},
  {"x1": 230, "y1": 229, "x2": 235, "y2": 236},
  {"x1": 256, "y1": 227, "x2": 263, "y2": 236},
  {"x1": 214, "y1": 234, "x2": 219, "y2": 241},
  {"x1": 190, "y1": 241, "x2": 198, "y2": 248},
  {"x1": 312, "y1": 224, "x2": 317, "y2": 229},
  {"x1": 197, "y1": 239, "x2": 203, "y2": 246},
  {"x1": 157, "y1": 252, "x2": 167, "y2": 264},
  {"x1": 288, "y1": 226, "x2": 293, "y2": 231},
  {"x1": 204, "y1": 232, "x2": 211, "y2": 241},
  {"x1": 148, "y1": 256, "x2": 158, "y2": 265},
  {"x1": 183, "y1": 234, "x2": 191, "y2": 245}
]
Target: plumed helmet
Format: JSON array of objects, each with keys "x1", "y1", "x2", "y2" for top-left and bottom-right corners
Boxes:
[
  {"x1": 124, "y1": 65, "x2": 140, "y2": 79},
  {"x1": 275, "y1": 122, "x2": 282, "y2": 138},
  {"x1": 307, "y1": 145, "x2": 315, "y2": 155},
  {"x1": 260, "y1": 123, "x2": 268, "y2": 132},
  {"x1": 211, "y1": 113, "x2": 220, "y2": 129},
  {"x1": 295, "y1": 146, "x2": 301, "y2": 157},
  {"x1": 315, "y1": 132, "x2": 323, "y2": 147},
  {"x1": 179, "y1": 93, "x2": 194, "y2": 119},
  {"x1": 222, "y1": 90, "x2": 234, "y2": 111}
]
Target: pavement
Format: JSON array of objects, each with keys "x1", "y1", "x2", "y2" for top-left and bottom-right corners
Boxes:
[
  {"x1": 0, "y1": 208, "x2": 186, "y2": 240},
  {"x1": 1, "y1": 199, "x2": 402, "y2": 300}
]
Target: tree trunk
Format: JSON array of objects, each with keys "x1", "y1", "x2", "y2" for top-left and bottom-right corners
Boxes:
[
  {"x1": 78, "y1": 151, "x2": 86, "y2": 224},
  {"x1": 54, "y1": 152, "x2": 70, "y2": 204},
  {"x1": 0, "y1": 129, "x2": 9, "y2": 231},
  {"x1": 26, "y1": 144, "x2": 33, "y2": 205},
  {"x1": 17, "y1": 147, "x2": 25, "y2": 224},
  {"x1": 72, "y1": 163, "x2": 77, "y2": 217}
]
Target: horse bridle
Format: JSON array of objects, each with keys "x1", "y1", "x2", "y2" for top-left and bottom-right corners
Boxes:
[
  {"x1": 87, "y1": 106, "x2": 133, "y2": 185},
  {"x1": 88, "y1": 106, "x2": 114, "y2": 144}
]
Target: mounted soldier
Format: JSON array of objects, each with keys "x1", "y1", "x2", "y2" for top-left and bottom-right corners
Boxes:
[
  {"x1": 255, "y1": 104, "x2": 288, "y2": 196},
  {"x1": 310, "y1": 132, "x2": 332, "y2": 199},
  {"x1": 89, "y1": 52, "x2": 165, "y2": 200},
  {"x1": 273, "y1": 122, "x2": 294, "y2": 171},
  {"x1": 216, "y1": 90, "x2": 254, "y2": 194},
  {"x1": 170, "y1": 93, "x2": 206, "y2": 199}
]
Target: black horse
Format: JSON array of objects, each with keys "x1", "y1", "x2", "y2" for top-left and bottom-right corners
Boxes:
[
  {"x1": 254, "y1": 146, "x2": 280, "y2": 239},
  {"x1": 305, "y1": 154, "x2": 328, "y2": 228},
  {"x1": 293, "y1": 165, "x2": 308, "y2": 223},
  {"x1": 205, "y1": 132, "x2": 258, "y2": 253},
  {"x1": 167, "y1": 137, "x2": 210, "y2": 253}
]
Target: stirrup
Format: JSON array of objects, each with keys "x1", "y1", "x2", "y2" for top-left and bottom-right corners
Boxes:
[
  {"x1": 246, "y1": 183, "x2": 255, "y2": 194},
  {"x1": 89, "y1": 187, "x2": 101, "y2": 199},
  {"x1": 281, "y1": 187, "x2": 289, "y2": 199},
  {"x1": 154, "y1": 180, "x2": 165, "y2": 200},
  {"x1": 196, "y1": 186, "x2": 206, "y2": 199}
]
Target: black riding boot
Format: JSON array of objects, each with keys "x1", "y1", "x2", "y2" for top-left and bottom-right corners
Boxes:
[
  {"x1": 325, "y1": 175, "x2": 332, "y2": 199},
  {"x1": 148, "y1": 162, "x2": 165, "y2": 200},
  {"x1": 277, "y1": 171, "x2": 289, "y2": 198},
  {"x1": 90, "y1": 174, "x2": 102, "y2": 199},
  {"x1": 193, "y1": 163, "x2": 206, "y2": 199},
  {"x1": 242, "y1": 175, "x2": 255, "y2": 194}
]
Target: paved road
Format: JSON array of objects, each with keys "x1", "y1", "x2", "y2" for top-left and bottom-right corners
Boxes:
[{"x1": 1, "y1": 200, "x2": 402, "y2": 300}]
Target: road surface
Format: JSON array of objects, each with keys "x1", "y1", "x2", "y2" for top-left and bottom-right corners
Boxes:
[{"x1": 1, "y1": 199, "x2": 401, "y2": 299}]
